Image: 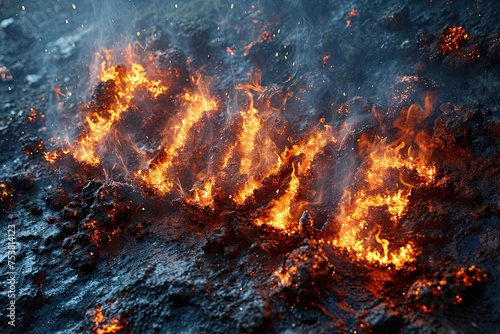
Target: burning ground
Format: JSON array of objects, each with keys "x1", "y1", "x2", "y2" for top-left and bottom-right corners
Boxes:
[{"x1": 0, "y1": 0, "x2": 499, "y2": 333}]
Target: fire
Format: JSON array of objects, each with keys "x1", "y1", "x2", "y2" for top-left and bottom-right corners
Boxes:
[
  {"x1": 186, "y1": 177, "x2": 215, "y2": 209},
  {"x1": 234, "y1": 125, "x2": 336, "y2": 205},
  {"x1": 44, "y1": 148, "x2": 71, "y2": 164},
  {"x1": 333, "y1": 95, "x2": 437, "y2": 269},
  {"x1": 251, "y1": 126, "x2": 336, "y2": 233},
  {"x1": 54, "y1": 43, "x2": 441, "y2": 271},
  {"x1": 139, "y1": 85, "x2": 217, "y2": 195},
  {"x1": 255, "y1": 164, "x2": 300, "y2": 232},
  {"x1": 74, "y1": 45, "x2": 168, "y2": 165},
  {"x1": 92, "y1": 305, "x2": 124, "y2": 334},
  {"x1": 236, "y1": 75, "x2": 265, "y2": 178}
]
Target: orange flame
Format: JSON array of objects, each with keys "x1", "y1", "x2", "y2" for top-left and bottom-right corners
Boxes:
[
  {"x1": 333, "y1": 95, "x2": 437, "y2": 269},
  {"x1": 234, "y1": 125, "x2": 336, "y2": 205},
  {"x1": 255, "y1": 163, "x2": 300, "y2": 232},
  {"x1": 186, "y1": 177, "x2": 216, "y2": 209}
]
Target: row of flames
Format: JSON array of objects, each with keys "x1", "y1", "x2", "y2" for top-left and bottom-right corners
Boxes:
[{"x1": 46, "y1": 48, "x2": 438, "y2": 270}]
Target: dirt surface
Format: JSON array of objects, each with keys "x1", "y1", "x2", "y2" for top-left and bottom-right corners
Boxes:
[{"x1": 0, "y1": 1, "x2": 499, "y2": 333}]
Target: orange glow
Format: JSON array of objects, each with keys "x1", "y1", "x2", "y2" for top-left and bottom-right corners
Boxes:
[
  {"x1": 186, "y1": 177, "x2": 216, "y2": 209},
  {"x1": 0, "y1": 183, "x2": 13, "y2": 204},
  {"x1": 234, "y1": 125, "x2": 336, "y2": 205},
  {"x1": 439, "y1": 26, "x2": 469, "y2": 55},
  {"x1": 74, "y1": 45, "x2": 168, "y2": 165},
  {"x1": 254, "y1": 164, "x2": 300, "y2": 232},
  {"x1": 92, "y1": 305, "x2": 124, "y2": 334},
  {"x1": 243, "y1": 30, "x2": 273, "y2": 56},
  {"x1": 251, "y1": 126, "x2": 336, "y2": 233},
  {"x1": 237, "y1": 74, "x2": 264, "y2": 178},
  {"x1": 348, "y1": 9, "x2": 359, "y2": 16},
  {"x1": 0, "y1": 66, "x2": 13, "y2": 80},
  {"x1": 322, "y1": 54, "x2": 331, "y2": 67},
  {"x1": 333, "y1": 96, "x2": 437, "y2": 269},
  {"x1": 44, "y1": 148, "x2": 71, "y2": 164}
]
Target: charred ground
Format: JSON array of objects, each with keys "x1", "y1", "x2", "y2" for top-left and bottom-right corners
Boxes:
[{"x1": 0, "y1": 0, "x2": 499, "y2": 333}]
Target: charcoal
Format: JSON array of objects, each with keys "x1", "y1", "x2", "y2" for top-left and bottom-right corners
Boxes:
[
  {"x1": 364, "y1": 303, "x2": 402, "y2": 334},
  {"x1": 44, "y1": 187, "x2": 69, "y2": 210},
  {"x1": 487, "y1": 116, "x2": 500, "y2": 140},
  {"x1": 88, "y1": 79, "x2": 119, "y2": 119},
  {"x1": 276, "y1": 240, "x2": 335, "y2": 302},
  {"x1": 62, "y1": 232, "x2": 99, "y2": 273},
  {"x1": 234, "y1": 295, "x2": 271, "y2": 333},
  {"x1": 202, "y1": 227, "x2": 230, "y2": 254},
  {"x1": 433, "y1": 106, "x2": 484, "y2": 149},
  {"x1": 442, "y1": 45, "x2": 480, "y2": 72},
  {"x1": 19, "y1": 134, "x2": 43, "y2": 155},
  {"x1": 2, "y1": 1, "x2": 500, "y2": 333}
]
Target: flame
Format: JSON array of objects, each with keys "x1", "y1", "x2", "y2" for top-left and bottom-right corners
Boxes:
[
  {"x1": 74, "y1": 45, "x2": 168, "y2": 165},
  {"x1": 255, "y1": 164, "x2": 300, "y2": 232},
  {"x1": 92, "y1": 305, "x2": 124, "y2": 334},
  {"x1": 139, "y1": 82, "x2": 217, "y2": 194},
  {"x1": 186, "y1": 177, "x2": 216, "y2": 209},
  {"x1": 237, "y1": 75, "x2": 264, "y2": 178},
  {"x1": 44, "y1": 148, "x2": 71, "y2": 164},
  {"x1": 234, "y1": 125, "x2": 336, "y2": 204},
  {"x1": 333, "y1": 96, "x2": 437, "y2": 269},
  {"x1": 252, "y1": 126, "x2": 336, "y2": 233}
]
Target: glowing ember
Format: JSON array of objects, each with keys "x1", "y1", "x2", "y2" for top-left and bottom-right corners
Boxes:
[
  {"x1": 348, "y1": 9, "x2": 359, "y2": 16},
  {"x1": 0, "y1": 65, "x2": 13, "y2": 80},
  {"x1": 439, "y1": 26, "x2": 469, "y2": 55},
  {"x1": 44, "y1": 148, "x2": 71, "y2": 164},
  {"x1": 28, "y1": 107, "x2": 43, "y2": 122},
  {"x1": 92, "y1": 305, "x2": 125, "y2": 334}
]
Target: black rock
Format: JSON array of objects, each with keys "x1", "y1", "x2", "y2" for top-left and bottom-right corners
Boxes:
[
  {"x1": 364, "y1": 303, "x2": 402, "y2": 334},
  {"x1": 381, "y1": 5, "x2": 410, "y2": 30}
]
